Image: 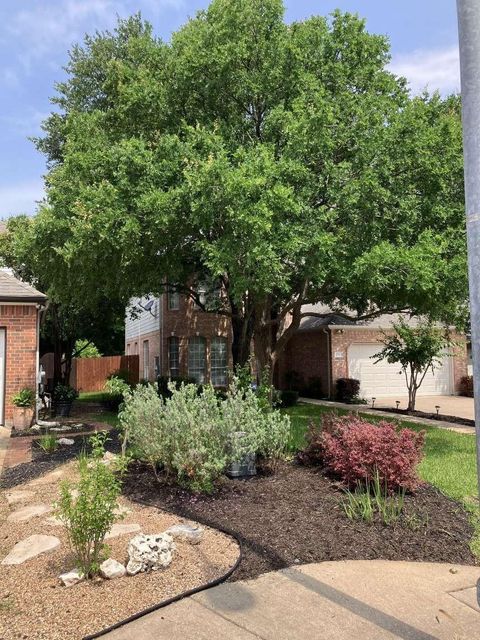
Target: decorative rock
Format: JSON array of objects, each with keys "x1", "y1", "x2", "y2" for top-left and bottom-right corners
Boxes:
[
  {"x1": 126, "y1": 533, "x2": 175, "y2": 575},
  {"x1": 166, "y1": 524, "x2": 204, "y2": 545},
  {"x1": 99, "y1": 558, "x2": 126, "y2": 580},
  {"x1": 1, "y1": 535, "x2": 61, "y2": 565},
  {"x1": 59, "y1": 569, "x2": 84, "y2": 587},
  {"x1": 58, "y1": 438, "x2": 74, "y2": 446},
  {"x1": 30, "y1": 424, "x2": 42, "y2": 432},
  {"x1": 7, "y1": 504, "x2": 52, "y2": 523},
  {"x1": 29, "y1": 470, "x2": 63, "y2": 486},
  {"x1": 105, "y1": 523, "x2": 142, "y2": 540},
  {"x1": 5, "y1": 490, "x2": 35, "y2": 505},
  {"x1": 37, "y1": 419, "x2": 60, "y2": 428},
  {"x1": 101, "y1": 451, "x2": 118, "y2": 467},
  {"x1": 45, "y1": 516, "x2": 63, "y2": 527}
]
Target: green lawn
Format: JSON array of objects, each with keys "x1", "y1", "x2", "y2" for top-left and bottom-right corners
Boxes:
[
  {"x1": 77, "y1": 391, "x2": 111, "y2": 403},
  {"x1": 283, "y1": 403, "x2": 478, "y2": 502}
]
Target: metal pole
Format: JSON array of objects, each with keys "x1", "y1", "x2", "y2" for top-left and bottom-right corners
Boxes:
[{"x1": 457, "y1": 0, "x2": 480, "y2": 494}]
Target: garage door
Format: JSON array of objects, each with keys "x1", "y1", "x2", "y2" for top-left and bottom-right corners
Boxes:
[{"x1": 348, "y1": 343, "x2": 452, "y2": 399}]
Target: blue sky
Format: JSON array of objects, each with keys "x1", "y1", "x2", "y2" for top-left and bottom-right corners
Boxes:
[{"x1": 0, "y1": 0, "x2": 460, "y2": 219}]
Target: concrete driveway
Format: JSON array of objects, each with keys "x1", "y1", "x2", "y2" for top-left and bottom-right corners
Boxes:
[{"x1": 375, "y1": 395, "x2": 474, "y2": 421}]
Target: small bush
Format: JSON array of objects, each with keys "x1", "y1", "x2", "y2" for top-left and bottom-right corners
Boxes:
[
  {"x1": 280, "y1": 390, "x2": 299, "y2": 407},
  {"x1": 53, "y1": 383, "x2": 78, "y2": 403},
  {"x1": 107, "y1": 368, "x2": 135, "y2": 386},
  {"x1": 336, "y1": 378, "x2": 360, "y2": 403},
  {"x1": 56, "y1": 433, "x2": 127, "y2": 578},
  {"x1": 157, "y1": 375, "x2": 197, "y2": 399},
  {"x1": 321, "y1": 414, "x2": 425, "y2": 492},
  {"x1": 12, "y1": 388, "x2": 35, "y2": 408},
  {"x1": 103, "y1": 376, "x2": 131, "y2": 411},
  {"x1": 459, "y1": 375, "x2": 474, "y2": 397},
  {"x1": 303, "y1": 376, "x2": 323, "y2": 399}
]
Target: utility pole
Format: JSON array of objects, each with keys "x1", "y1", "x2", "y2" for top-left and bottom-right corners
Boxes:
[{"x1": 457, "y1": 0, "x2": 480, "y2": 494}]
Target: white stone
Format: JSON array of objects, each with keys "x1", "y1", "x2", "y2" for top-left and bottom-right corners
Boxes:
[
  {"x1": 105, "y1": 523, "x2": 142, "y2": 540},
  {"x1": 165, "y1": 524, "x2": 204, "y2": 545},
  {"x1": 126, "y1": 533, "x2": 175, "y2": 575},
  {"x1": 58, "y1": 438, "x2": 74, "y2": 445},
  {"x1": 30, "y1": 424, "x2": 42, "y2": 432},
  {"x1": 29, "y1": 470, "x2": 63, "y2": 486},
  {"x1": 99, "y1": 558, "x2": 126, "y2": 580},
  {"x1": 59, "y1": 569, "x2": 84, "y2": 587},
  {"x1": 7, "y1": 504, "x2": 52, "y2": 523},
  {"x1": 45, "y1": 516, "x2": 64, "y2": 527},
  {"x1": 2, "y1": 535, "x2": 61, "y2": 565},
  {"x1": 101, "y1": 451, "x2": 118, "y2": 467},
  {"x1": 5, "y1": 490, "x2": 35, "y2": 505},
  {"x1": 37, "y1": 420, "x2": 60, "y2": 428}
]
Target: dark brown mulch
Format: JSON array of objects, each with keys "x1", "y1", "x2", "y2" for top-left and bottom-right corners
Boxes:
[
  {"x1": 0, "y1": 430, "x2": 120, "y2": 489},
  {"x1": 123, "y1": 461, "x2": 477, "y2": 582},
  {"x1": 368, "y1": 406, "x2": 474, "y2": 428}
]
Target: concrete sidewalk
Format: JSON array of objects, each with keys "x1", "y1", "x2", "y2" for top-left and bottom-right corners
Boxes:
[
  {"x1": 300, "y1": 398, "x2": 475, "y2": 434},
  {"x1": 105, "y1": 561, "x2": 480, "y2": 640}
]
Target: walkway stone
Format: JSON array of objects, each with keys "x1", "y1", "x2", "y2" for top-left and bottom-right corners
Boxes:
[
  {"x1": 45, "y1": 515, "x2": 63, "y2": 526},
  {"x1": 105, "y1": 523, "x2": 142, "y2": 540},
  {"x1": 29, "y1": 469, "x2": 64, "y2": 486},
  {"x1": 5, "y1": 489, "x2": 35, "y2": 505},
  {"x1": 1, "y1": 535, "x2": 60, "y2": 565},
  {"x1": 104, "y1": 561, "x2": 480, "y2": 640},
  {"x1": 7, "y1": 504, "x2": 52, "y2": 522}
]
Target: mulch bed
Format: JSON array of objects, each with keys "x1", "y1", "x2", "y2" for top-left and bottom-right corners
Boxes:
[
  {"x1": 123, "y1": 461, "x2": 477, "y2": 582},
  {"x1": 368, "y1": 406, "x2": 475, "y2": 428},
  {"x1": 0, "y1": 430, "x2": 120, "y2": 489}
]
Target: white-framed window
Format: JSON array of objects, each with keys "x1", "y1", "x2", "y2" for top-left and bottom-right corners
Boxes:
[
  {"x1": 211, "y1": 337, "x2": 228, "y2": 386},
  {"x1": 168, "y1": 290, "x2": 180, "y2": 310},
  {"x1": 188, "y1": 336, "x2": 206, "y2": 383},
  {"x1": 143, "y1": 340, "x2": 149, "y2": 380},
  {"x1": 154, "y1": 356, "x2": 160, "y2": 378},
  {"x1": 126, "y1": 343, "x2": 130, "y2": 355},
  {"x1": 134, "y1": 342, "x2": 138, "y2": 355},
  {"x1": 168, "y1": 337, "x2": 180, "y2": 378}
]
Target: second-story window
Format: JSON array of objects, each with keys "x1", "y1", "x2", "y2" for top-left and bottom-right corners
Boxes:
[
  {"x1": 168, "y1": 290, "x2": 180, "y2": 310},
  {"x1": 188, "y1": 336, "x2": 206, "y2": 383},
  {"x1": 168, "y1": 337, "x2": 180, "y2": 378}
]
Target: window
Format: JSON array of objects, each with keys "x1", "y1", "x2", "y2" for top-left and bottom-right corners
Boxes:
[
  {"x1": 211, "y1": 337, "x2": 228, "y2": 386},
  {"x1": 188, "y1": 336, "x2": 206, "y2": 383},
  {"x1": 143, "y1": 340, "x2": 149, "y2": 380},
  {"x1": 126, "y1": 344, "x2": 130, "y2": 356},
  {"x1": 168, "y1": 290, "x2": 180, "y2": 310},
  {"x1": 168, "y1": 337, "x2": 180, "y2": 378},
  {"x1": 134, "y1": 342, "x2": 138, "y2": 355},
  {"x1": 154, "y1": 356, "x2": 160, "y2": 378}
]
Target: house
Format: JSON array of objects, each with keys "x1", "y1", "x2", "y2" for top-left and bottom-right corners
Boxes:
[
  {"x1": 0, "y1": 270, "x2": 47, "y2": 425},
  {"x1": 125, "y1": 296, "x2": 468, "y2": 399}
]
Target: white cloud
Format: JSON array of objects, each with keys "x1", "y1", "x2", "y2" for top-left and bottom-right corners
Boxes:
[
  {"x1": 389, "y1": 45, "x2": 461, "y2": 95},
  {"x1": 0, "y1": 180, "x2": 45, "y2": 219}
]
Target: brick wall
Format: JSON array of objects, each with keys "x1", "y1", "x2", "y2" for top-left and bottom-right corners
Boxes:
[
  {"x1": 125, "y1": 294, "x2": 232, "y2": 383},
  {"x1": 1, "y1": 304, "x2": 39, "y2": 425},
  {"x1": 277, "y1": 330, "x2": 330, "y2": 396}
]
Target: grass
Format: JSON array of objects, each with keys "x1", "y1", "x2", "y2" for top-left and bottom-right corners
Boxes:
[
  {"x1": 77, "y1": 391, "x2": 111, "y2": 403},
  {"x1": 283, "y1": 402, "x2": 480, "y2": 556}
]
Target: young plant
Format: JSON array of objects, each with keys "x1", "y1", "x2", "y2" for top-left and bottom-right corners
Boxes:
[
  {"x1": 12, "y1": 388, "x2": 35, "y2": 408},
  {"x1": 56, "y1": 433, "x2": 126, "y2": 578},
  {"x1": 343, "y1": 470, "x2": 406, "y2": 525},
  {"x1": 38, "y1": 432, "x2": 58, "y2": 453},
  {"x1": 372, "y1": 317, "x2": 452, "y2": 412}
]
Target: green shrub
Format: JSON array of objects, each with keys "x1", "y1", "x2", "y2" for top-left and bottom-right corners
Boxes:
[
  {"x1": 38, "y1": 433, "x2": 58, "y2": 453},
  {"x1": 120, "y1": 380, "x2": 291, "y2": 493},
  {"x1": 55, "y1": 433, "x2": 127, "y2": 577},
  {"x1": 335, "y1": 378, "x2": 360, "y2": 402},
  {"x1": 157, "y1": 375, "x2": 198, "y2": 399},
  {"x1": 53, "y1": 383, "x2": 78, "y2": 403},
  {"x1": 459, "y1": 375, "x2": 474, "y2": 397},
  {"x1": 12, "y1": 388, "x2": 35, "y2": 408},
  {"x1": 303, "y1": 376, "x2": 323, "y2": 399},
  {"x1": 103, "y1": 375, "x2": 131, "y2": 411},
  {"x1": 280, "y1": 390, "x2": 299, "y2": 408}
]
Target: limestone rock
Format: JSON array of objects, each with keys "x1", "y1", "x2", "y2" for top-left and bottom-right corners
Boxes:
[
  {"x1": 7, "y1": 504, "x2": 51, "y2": 523},
  {"x1": 5, "y1": 490, "x2": 35, "y2": 505},
  {"x1": 99, "y1": 558, "x2": 126, "y2": 580},
  {"x1": 126, "y1": 533, "x2": 175, "y2": 575},
  {"x1": 58, "y1": 438, "x2": 74, "y2": 445},
  {"x1": 2, "y1": 535, "x2": 60, "y2": 565},
  {"x1": 166, "y1": 523, "x2": 204, "y2": 545},
  {"x1": 105, "y1": 523, "x2": 142, "y2": 540},
  {"x1": 59, "y1": 569, "x2": 83, "y2": 587},
  {"x1": 45, "y1": 516, "x2": 63, "y2": 527}
]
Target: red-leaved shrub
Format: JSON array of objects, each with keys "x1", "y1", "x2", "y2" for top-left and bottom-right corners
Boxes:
[{"x1": 299, "y1": 413, "x2": 425, "y2": 492}]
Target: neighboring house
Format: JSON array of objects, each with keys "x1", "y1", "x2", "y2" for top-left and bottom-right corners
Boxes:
[
  {"x1": 276, "y1": 304, "x2": 468, "y2": 400},
  {"x1": 125, "y1": 291, "x2": 231, "y2": 386},
  {"x1": 125, "y1": 296, "x2": 468, "y2": 399},
  {"x1": 0, "y1": 270, "x2": 47, "y2": 425}
]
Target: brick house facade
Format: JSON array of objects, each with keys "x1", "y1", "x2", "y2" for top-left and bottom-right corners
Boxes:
[
  {"x1": 126, "y1": 296, "x2": 468, "y2": 399},
  {"x1": 0, "y1": 271, "x2": 47, "y2": 425}
]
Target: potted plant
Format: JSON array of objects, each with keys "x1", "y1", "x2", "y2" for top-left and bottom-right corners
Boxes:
[
  {"x1": 53, "y1": 384, "x2": 78, "y2": 417},
  {"x1": 12, "y1": 388, "x2": 35, "y2": 430}
]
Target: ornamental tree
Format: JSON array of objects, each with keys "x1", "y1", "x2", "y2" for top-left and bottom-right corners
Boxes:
[
  {"x1": 32, "y1": 3, "x2": 467, "y2": 380},
  {"x1": 372, "y1": 317, "x2": 453, "y2": 412}
]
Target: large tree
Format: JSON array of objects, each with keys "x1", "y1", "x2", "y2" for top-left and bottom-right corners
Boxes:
[{"x1": 32, "y1": 3, "x2": 467, "y2": 380}]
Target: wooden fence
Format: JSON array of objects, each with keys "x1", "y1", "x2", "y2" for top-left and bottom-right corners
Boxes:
[{"x1": 71, "y1": 355, "x2": 139, "y2": 392}]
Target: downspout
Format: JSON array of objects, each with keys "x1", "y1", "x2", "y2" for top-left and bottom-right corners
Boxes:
[
  {"x1": 323, "y1": 328, "x2": 332, "y2": 399},
  {"x1": 35, "y1": 303, "x2": 46, "y2": 424}
]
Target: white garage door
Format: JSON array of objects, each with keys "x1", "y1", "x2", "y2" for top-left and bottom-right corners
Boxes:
[{"x1": 348, "y1": 343, "x2": 452, "y2": 399}]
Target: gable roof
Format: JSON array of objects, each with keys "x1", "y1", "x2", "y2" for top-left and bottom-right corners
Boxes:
[{"x1": 0, "y1": 270, "x2": 47, "y2": 304}]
